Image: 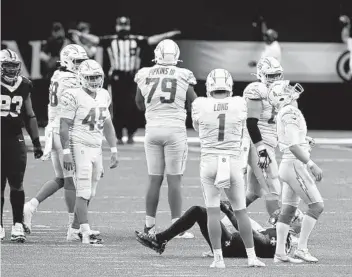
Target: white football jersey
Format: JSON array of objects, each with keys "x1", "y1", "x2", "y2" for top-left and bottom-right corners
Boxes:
[
  {"x1": 48, "y1": 69, "x2": 80, "y2": 129},
  {"x1": 134, "y1": 65, "x2": 197, "y2": 128},
  {"x1": 277, "y1": 105, "x2": 310, "y2": 159},
  {"x1": 243, "y1": 81, "x2": 278, "y2": 148},
  {"x1": 192, "y1": 96, "x2": 247, "y2": 156},
  {"x1": 60, "y1": 87, "x2": 111, "y2": 148}
]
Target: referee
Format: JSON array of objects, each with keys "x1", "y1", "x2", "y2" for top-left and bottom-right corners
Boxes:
[{"x1": 71, "y1": 16, "x2": 181, "y2": 144}]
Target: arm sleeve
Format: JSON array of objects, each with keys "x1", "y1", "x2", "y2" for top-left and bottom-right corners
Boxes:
[
  {"x1": 282, "y1": 114, "x2": 301, "y2": 146},
  {"x1": 186, "y1": 70, "x2": 197, "y2": 86}
]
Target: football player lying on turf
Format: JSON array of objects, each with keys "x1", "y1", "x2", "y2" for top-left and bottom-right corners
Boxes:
[{"x1": 135, "y1": 200, "x2": 293, "y2": 258}]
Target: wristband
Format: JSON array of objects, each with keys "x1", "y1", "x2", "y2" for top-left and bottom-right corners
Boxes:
[
  {"x1": 111, "y1": 147, "x2": 117, "y2": 153},
  {"x1": 306, "y1": 160, "x2": 315, "y2": 168},
  {"x1": 63, "y1": 149, "x2": 71, "y2": 155},
  {"x1": 256, "y1": 144, "x2": 266, "y2": 153}
]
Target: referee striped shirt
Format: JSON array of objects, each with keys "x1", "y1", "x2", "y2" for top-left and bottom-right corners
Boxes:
[{"x1": 100, "y1": 34, "x2": 148, "y2": 76}]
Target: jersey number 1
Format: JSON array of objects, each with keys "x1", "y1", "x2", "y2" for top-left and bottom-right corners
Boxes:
[
  {"x1": 217, "y1": 113, "x2": 226, "y2": 141},
  {"x1": 146, "y1": 77, "x2": 177, "y2": 104}
]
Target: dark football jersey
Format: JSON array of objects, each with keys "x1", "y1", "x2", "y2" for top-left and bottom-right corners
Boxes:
[{"x1": 1, "y1": 76, "x2": 32, "y2": 138}]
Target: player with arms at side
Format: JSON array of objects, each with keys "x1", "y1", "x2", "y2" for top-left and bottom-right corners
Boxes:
[
  {"x1": 268, "y1": 80, "x2": 324, "y2": 263},
  {"x1": 134, "y1": 39, "x2": 197, "y2": 238},
  {"x1": 1, "y1": 49, "x2": 43, "y2": 241},
  {"x1": 244, "y1": 56, "x2": 283, "y2": 221},
  {"x1": 192, "y1": 69, "x2": 264, "y2": 268},
  {"x1": 60, "y1": 60, "x2": 118, "y2": 244},
  {"x1": 23, "y1": 45, "x2": 95, "y2": 240}
]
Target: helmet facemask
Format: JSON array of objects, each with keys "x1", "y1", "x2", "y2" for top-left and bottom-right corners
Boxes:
[
  {"x1": 1, "y1": 60, "x2": 21, "y2": 83},
  {"x1": 80, "y1": 73, "x2": 104, "y2": 93}
]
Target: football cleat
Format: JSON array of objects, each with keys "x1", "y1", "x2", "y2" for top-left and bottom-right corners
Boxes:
[
  {"x1": 67, "y1": 227, "x2": 81, "y2": 242},
  {"x1": 11, "y1": 223, "x2": 26, "y2": 243},
  {"x1": 202, "y1": 250, "x2": 214, "y2": 257},
  {"x1": 81, "y1": 233, "x2": 103, "y2": 245},
  {"x1": 210, "y1": 259, "x2": 225, "y2": 268},
  {"x1": 144, "y1": 224, "x2": 156, "y2": 235},
  {"x1": 23, "y1": 202, "x2": 36, "y2": 234},
  {"x1": 0, "y1": 225, "x2": 5, "y2": 241},
  {"x1": 248, "y1": 258, "x2": 266, "y2": 267},
  {"x1": 135, "y1": 230, "x2": 166, "y2": 255},
  {"x1": 274, "y1": 254, "x2": 303, "y2": 264},
  {"x1": 294, "y1": 249, "x2": 318, "y2": 263},
  {"x1": 175, "y1": 231, "x2": 195, "y2": 239}
]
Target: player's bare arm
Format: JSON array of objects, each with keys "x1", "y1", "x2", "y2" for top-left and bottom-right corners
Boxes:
[
  {"x1": 286, "y1": 124, "x2": 323, "y2": 182},
  {"x1": 147, "y1": 30, "x2": 181, "y2": 45},
  {"x1": 135, "y1": 87, "x2": 145, "y2": 111},
  {"x1": 103, "y1": 118, "x2": 119, "y2": 169},
  {"x1": 68, "y1": 30, "x2": 100, "y2": 46},
  {"x1": 23, "y1": 93, "x2": 43, "y2": 159},
  {"x1": 246, "y1": 98, "x2": 271, "y2": 169},
  {"x1": 186, "y1": 85, "x2": 198, "y2": 112},
  {"x1": 60, "y1": 117, "x2": 74, "y2": 171},
  {"x1": 340, "y1": 15, "x2": 351, "y2": 43}
]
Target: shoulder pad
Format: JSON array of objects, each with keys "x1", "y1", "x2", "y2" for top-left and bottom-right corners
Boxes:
[
  {"x1": 243, "y1": 82, "x2": 267, "y2": 100},
  {"x1": 179, "y1": 68, "x2": 197, "y2": 85},
  {"x1": 61, "y1": 77, "x2": 79, "y2": 88},
  {"x1": 134, "y1": 67, "x2": 149, "y2": 83}
]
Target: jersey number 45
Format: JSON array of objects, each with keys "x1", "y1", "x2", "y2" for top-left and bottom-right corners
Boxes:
[
  {"x1": 146, "y1": 77, "x2": 177, "y2": 104},
  {"x1": 82, "y1": 107, "x2": 108, "y2": 131}
]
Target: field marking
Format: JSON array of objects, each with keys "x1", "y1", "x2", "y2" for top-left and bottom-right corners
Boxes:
[{"x1": 25, "y1": 135, "x2": 352, "y2": 145}]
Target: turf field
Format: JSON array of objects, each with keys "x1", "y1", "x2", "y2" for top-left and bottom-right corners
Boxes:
[{"x1": 1, "y1": 130, "x2": 352, "y2": 277}]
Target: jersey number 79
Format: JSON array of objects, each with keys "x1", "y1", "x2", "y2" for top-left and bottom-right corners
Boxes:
[{"x1": 146, "y1": 77, "x2": 177, "y2": 104}]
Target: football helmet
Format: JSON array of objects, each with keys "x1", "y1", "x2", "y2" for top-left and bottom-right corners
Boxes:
[
  {"x1": 78, "y1": 60, "x2": 104, "y2": 93},
  {"x1": 60, "y1": 44, "x2": 88, "y2": 73},
  {"x1": 268, "y1": 80, "x2": 304, "y2": 111},
  {"x1": 153, "y1": 39, "x2": 181, "y2": 66},
  {"x1": 0, "y1": 49, "x2": 21, "y2": 83},
  {"x1": 255, "y1": 56, "x2": 283, "y2": 86},
  {"x1": 206, "y1": 69, "x2": 233, "y2": 97}
]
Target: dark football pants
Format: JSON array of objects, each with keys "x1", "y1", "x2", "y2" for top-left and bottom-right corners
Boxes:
[
  {"x1": 1, "y1": 134, "x2": 27, "y2": 191},
  {"x1": 110, "y1": 72, "x2": 139, "y2": 140}
]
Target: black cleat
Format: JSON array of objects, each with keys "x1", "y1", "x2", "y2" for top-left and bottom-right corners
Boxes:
[{"x1": 135, "y1": 230, "x2": 166, "y2": 254}]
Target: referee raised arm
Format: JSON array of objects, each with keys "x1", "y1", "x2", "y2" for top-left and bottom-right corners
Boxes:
[{"x1": 71, "y1": 16, "x2": 181, "y2": 144}]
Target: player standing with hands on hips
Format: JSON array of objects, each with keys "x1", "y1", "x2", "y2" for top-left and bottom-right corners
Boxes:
[{"x1": 59, "y1": 59, "x2": 118, "y2": 245}]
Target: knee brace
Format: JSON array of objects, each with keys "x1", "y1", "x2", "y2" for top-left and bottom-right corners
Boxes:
[
  {"x1": 306, "y1": 202, "x2": 324, "y2": 220},
  {"x1": 278, "y1": 205, "x2": 297, "y2": 225},
  {"x1": 55, "y1": 177, "x2": 65, "y2": 189}
]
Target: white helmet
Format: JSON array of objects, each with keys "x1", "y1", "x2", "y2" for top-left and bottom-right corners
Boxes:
[
  {"x1": 153, "y1": 39, "x2": 181, "y2": 66},
  {"x1": 78, "y1": 60, "x2": 104, "y2": 93},
  {"x1": 206, "y1": 69, "x2": 233, "y2": 97},
  {"x1": 60, "y1": 44, "x2": 88, "y2": 73},
  {"x1": 0, "y1": 49, "x2": 21, "y2": 83},
  {"x1": 255, "y1": 56, "x2": 283, "y2": 86},
  {"x1": 268, "y1": 80, "x2": 304, "y2": 111}
]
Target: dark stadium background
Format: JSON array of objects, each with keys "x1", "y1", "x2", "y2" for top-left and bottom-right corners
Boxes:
[{"x1": 2, "y1": 0, "x2": 352, "y2": 130}]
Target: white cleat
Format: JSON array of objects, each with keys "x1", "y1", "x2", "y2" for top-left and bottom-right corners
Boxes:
[
  {"x1": 202, "y1": 250, "x2": 214, "y2": 257},
  {"x1": 0, "y1": 225, "x2": 5, "y2": 241},
  {"x1": 248, "y1": 258, "x2": 266, "y2": 267},
  {"x1": 210, "y1": 259, "x2": 225, "y2": 268},
  {"x1": 294, "y1": 249, "x2": 318, "y2": 263},
  {"x1": 66, "y1": 227, "x2": 81, "y2": 241},
  {"x1": 11, "y1": 223, "x2": 26, "y2": 243},
  {"x1": 23, "y1": 202, "x2": 36, "y2": 234},
  {"x1": 81, "y1": 233, "x2": 103, "y2": 245},
  {"x1": 175, "y1": 231, "x2": 195, "y2": 239},
  {"x1": 274, "y1": 254, "x2": 303, "y2": 264}
]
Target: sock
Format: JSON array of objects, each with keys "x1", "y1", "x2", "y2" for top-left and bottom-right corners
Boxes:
[
  {"x1": 72, "y1": 212, "x2": 80, "y2": 230},
  {"x1": 35, "y1": 179, "x2": 62, "y2": 203},
  {"x1": 64, "y1": 189, "x2": 76, "y2": 213},
  {"x1": 298, "y1": 215, "x2": 317, "y2": 250},
  {"x1": 80, "y1": 223, "x2": 91, "y2": 234},
  {"x1": 75, "y1": 197, "x2": 88, "y2": 225},
  {"x1": 29, "y1": 198, "x2": 39, "y2": 210},
  {"x1": 275, "y1": 222, "x2": 290, "y2": 255},
  {"x1": 1, "y1": 195, "x2": 4, "y2": 226},
  {"x1": 145, "y1": 215, "x2": 155, "y2": 228},
  {"x1": 213, "y1": 249, "x2": 223, "y2": 261},
  {"x1": 250, "y1": 218, "x2": 265, "y2": 232},
  {"x1": 245, "y1": 247, "x2": 256, "y2": 260},
  {"x1": 68, "y1": 213, "x2": 74, "y2": 226},
  {"x1": 10, "y1": 190, "x2": 25, "y2": 224},
  {"x1": 265, "y1": 199, "x2": 280, "y2": 217}
]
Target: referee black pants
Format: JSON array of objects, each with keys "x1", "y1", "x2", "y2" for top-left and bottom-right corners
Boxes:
[{"x1": 110, "y1": 72, "x2": 139, "y2": 140}]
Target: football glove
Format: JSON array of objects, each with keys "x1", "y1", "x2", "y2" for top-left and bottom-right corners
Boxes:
[
  {"x1": 257, "y1": 149, "x2": 271, "y2": 169},
  {"x1": 32, "y1": 138, "x2": 43, "y2": 159}
]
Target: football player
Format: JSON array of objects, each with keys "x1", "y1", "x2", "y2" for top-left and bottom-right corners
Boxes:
[
  {"x1": 268, "y1": 80, "x2": 324, "y2": 263},
  {"x1": 134, "y1": 39, "x2": 197, "y2": 238},
  {"x1": 1, "y1": 49, "x2": 43, "y2": 242},
  {"x1": 23, "y1": 44, "x2": 93, "y2": 240},
  {"x1": 60, "y1": 59, "x2": 118, "y2": 244},
  {"x1": 244, "y1": 56, "x2": 283, "y2": 220},
  {"x1": 136, "y1": 201, "x2": 293, "y2": 259},
  {"x1": 190, "y1": 69, "x2": 265, "y2": 268}
]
